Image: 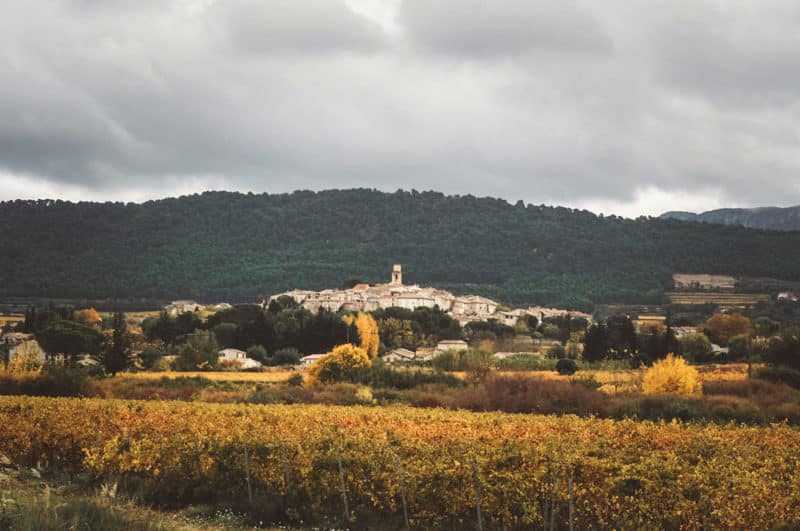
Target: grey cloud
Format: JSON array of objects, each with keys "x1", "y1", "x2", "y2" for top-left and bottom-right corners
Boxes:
[
  {"x1": 217, "y1": 0, "x2": 388, "y2": 54},
  {"x1": 399, "y1": 0, "x2": 612, "y2": 57},
  {"x1": 0, "y1": 0, "x2": 798, "y2": 214},
  {"x1": 649, "y1": 2, "x2": 800, "y2": 108}
]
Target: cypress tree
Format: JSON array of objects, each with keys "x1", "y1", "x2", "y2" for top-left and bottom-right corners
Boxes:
[{"x1": 103, "y1": 311, "x2": 131, "y2": 376}]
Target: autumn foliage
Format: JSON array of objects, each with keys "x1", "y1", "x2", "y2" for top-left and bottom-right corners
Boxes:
[
  {"x1": 74, "y1": 308, "x2": 102, "y2": 326},
  {"x1": 643, "y1": 354, "x2": 702, "y2": 397},
  {"x1": 2, "y1": 341, "x2": 42, "y2": 374},
  {"x1": 703, "y1": 313, "x2": 751, "y2": 346},
  {"x1": 343, "y1": 312, "x2": 379, "y2": 358},
  {"x1": 307, "y1": 343, "x2": 371, "y2": 384}
]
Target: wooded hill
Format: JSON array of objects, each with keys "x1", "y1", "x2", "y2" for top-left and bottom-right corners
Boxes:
[{"x1": 1, "y1": 189, "x2": 799, "y2": 311}]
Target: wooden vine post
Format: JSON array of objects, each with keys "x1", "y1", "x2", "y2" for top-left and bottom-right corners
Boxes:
[
  {"x1": 472, "y1": 460, "x2": 483, "y2": 531},
  {"x1": 336, "y1": 447, "x2": 349, "y2": 525},
  {"x1": 243, "y1": 441, "x2": 253, "y2": 505},
  {"x1": 395, "y1": 454, "x2": 410, "y2": 530}
]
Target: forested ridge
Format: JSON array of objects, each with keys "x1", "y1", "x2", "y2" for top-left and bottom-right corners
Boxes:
[{"x1": 1, "y1": 189, "x2": 799, "y2": 310}]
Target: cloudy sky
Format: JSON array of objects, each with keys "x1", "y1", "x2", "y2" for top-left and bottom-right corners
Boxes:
[{"x1": 1, "y1": 0, "x2": 799, "y2": 217}]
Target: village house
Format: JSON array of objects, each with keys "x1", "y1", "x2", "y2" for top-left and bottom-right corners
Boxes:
[
  {"x1": 382, "y1": 348, "x2": 417, "y2": 364},
  {"x1": 218, "y1": 348, "x2": 262, "y2": 369},
  {"x1": 435, "y1": 339, "x2": 469, "y2": 352},
  {"x1": 300, "y1": 353, "x2": 326, "y2": 367},
  {"x1": 497, "y1": 307, "x2": 592, "y2": 327},
  {"x1": 219, "y1": 348, "x2": 246, "y2": 361},
  {"x1": 673, "y1": 326, "x2": 698, "y2": 338},
  {"x1": 673, "y1": 273, "x2": 735, "y2": 291},
  {"x1": 165, "y1": 300, "x2": 201, "y2": 316}
]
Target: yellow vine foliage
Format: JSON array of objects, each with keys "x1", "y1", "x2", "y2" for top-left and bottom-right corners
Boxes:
[
  {"x1": 0, "y1": 396, "x2": 798, "y2": 529},
  {"x1": 642, "y1": 353, "x2": 702, "y2": 397},
  {"x1": 306, "y1": 343, "x2": 371, "y2": 384}
]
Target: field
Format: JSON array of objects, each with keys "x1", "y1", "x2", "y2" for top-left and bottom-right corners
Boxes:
[
  {"x1": 0, "y1": 313, "x2": 24, "y2": 328},
  {"x1": 1, "y1": 395, "x2": 799, "y2": 529},
  {"x1": 667, "y1": 292, "x2": 770, "y2": 306}
]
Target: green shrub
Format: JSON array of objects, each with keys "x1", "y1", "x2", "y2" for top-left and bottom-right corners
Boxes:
[
  {"x1": 556, "y1": 358, "x2": 577, "y2": 375},
  {"x1": 270, "y1": 347, "x2": 302, "y2": 366},
  {"x1": 727, "y1": 335, "x2": 751, "y2": 361},
  {"x1": 246, "y1": 345, "x2": 268, "y2": 364},
  {"x1": 346, "y1": 361, "x2": 464, "y2": 389},
  {"x1": 464, "y1": 349, "x2": 495, "y2": 384},
  {"x1": 0, "y1": 367, "x2": 93, "y2": 397},
  {"x1": 496, "y1": 355, "x2": 556, "y2": 371},
  {"x1": 610, "y1": 396, "x2": 700, "y2": 422},
  {"x1": 431, "y1": 350, "x2": 466, "y2": 371},
  {"x1": 173, "y1": 331, "x2": 219, "y2": 371},
  {"x1": 287, "y1": 373, "x2": 304, "y2": 387},
  {"x1": 546, "y1": 343, "x2": 566, "y2": 359},
  {"x1": 765, "y1": 329, "x2": 800, "y2": 371},
  {"x1": 139, "y1": 347, "x2": 165, "y2": 370}
]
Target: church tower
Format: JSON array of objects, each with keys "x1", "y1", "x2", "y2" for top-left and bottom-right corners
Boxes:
[{"x1": 391, "y1": 264, "x2": 402, "y2": 285}]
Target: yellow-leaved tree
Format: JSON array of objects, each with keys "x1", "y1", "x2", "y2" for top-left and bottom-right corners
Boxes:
[
  {"x1": 307, "y1": 343, "x2": 371, "y2": 384},
  {"x1": 642, "y1": 354, "x2": 702, "y2": 397},
  {"x1": 343, "y1": 312, "x2": 379, "y2": 359},
  {"x1": 75, "y1": 308, "x2": 102, "y2": 326},
  {"x1": 4, "y1": 341, "x2": 43, "y2": 374}
]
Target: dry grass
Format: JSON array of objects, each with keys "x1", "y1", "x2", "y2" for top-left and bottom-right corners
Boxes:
[{"x1": 123, "y1": 370, "x2": 297, "y2": 383}]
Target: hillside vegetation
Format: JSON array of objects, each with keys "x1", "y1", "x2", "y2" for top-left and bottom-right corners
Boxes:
[{"x1": 2, "y1": 189, "x2": 800, "y2": 310}]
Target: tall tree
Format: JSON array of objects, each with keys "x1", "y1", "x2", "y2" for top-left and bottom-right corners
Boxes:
[
  {"x1": 583, "y1": 323, "x2": 609, "y2": 362},
  {"x1": 36, "y1": 320, "x2": 105, "y2": 366},
  {"x1": 102, "y1": 311, "x2": 131, "y2": 376}
]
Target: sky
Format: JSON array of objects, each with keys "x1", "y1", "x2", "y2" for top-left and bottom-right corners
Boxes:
[{"x1": 1, "y1": 0, "x2": 799, "y2": 218}]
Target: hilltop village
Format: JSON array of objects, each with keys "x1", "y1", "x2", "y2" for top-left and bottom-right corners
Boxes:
[{"x1": 266, "y1": 265, "x2": 589, "y2": 326}]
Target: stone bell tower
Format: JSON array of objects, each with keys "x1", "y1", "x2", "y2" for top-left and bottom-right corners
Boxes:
[{"x1": 391, "y1": 264, "x2": 402, "y2": 286}]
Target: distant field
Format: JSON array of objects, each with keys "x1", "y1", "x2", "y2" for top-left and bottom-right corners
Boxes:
[
  {"x1": 124, "y1": 363, "x2": 753, "y2": 391},
  {"x1": 667, "y1": 291, "x2": 770, "y2": 305},
  {"x1": 455, "y1": 363, "x2": 753, "y2": 394},
  {"x1": 0, "y1": 313, "x2": 24, "y2": 327},
  {"x1": 123, "y1": 370, "x2": 296, "y2": 383}
]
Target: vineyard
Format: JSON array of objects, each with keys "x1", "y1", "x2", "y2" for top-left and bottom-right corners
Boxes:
[{"x1": 1, "y1": 396, "x2": 799, "y2": 529}]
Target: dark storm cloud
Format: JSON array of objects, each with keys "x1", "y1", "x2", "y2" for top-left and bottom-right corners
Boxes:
[{"x1": 0, "y1": 0, "x2": 798, "y2": 215}]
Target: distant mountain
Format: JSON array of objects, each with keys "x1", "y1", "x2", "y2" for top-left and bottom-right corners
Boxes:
[
  {"x1": 661, "y1": 206, "x2": 800, "y2": 231},
  {"x1": 2, "y1": 189, "x2": 800, "y2": 311}
]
